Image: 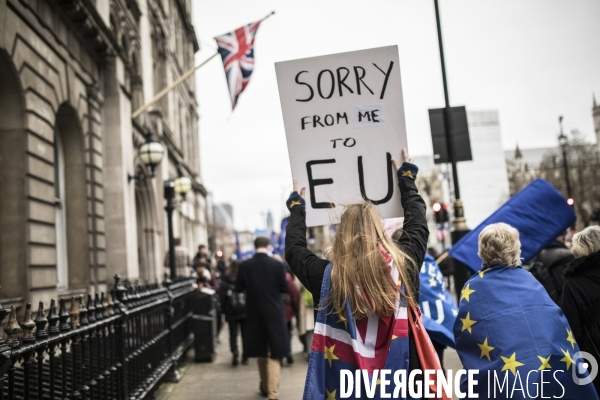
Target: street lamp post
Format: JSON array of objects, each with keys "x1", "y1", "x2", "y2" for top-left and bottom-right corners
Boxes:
[
  {"x1": 164, "y1": 176, "x2": 192, "y2": 279},
  {"x1": 558, "y1": 116, "x2": 572, "y2": 200},
  {"x1": 129, "y1": 128, "x2": 165, "y2": 182}
]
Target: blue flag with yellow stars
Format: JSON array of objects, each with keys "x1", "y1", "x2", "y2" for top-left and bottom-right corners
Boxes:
[
  {"x1": 454, "y1": 265, "x2": 599, "y2": 399},
  {"x1": 419, "y1": 254, "x2": 458, "y2": 348},
  {"x1": 448, "y1": 179, "x2": 576, "y2": 273}
]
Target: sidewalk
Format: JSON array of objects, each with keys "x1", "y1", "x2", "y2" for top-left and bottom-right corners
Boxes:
[
  {"x1": 156, "y1": 325, "x2": 463, "y2": 400},
  {"x1": 156, "y1": 326, "x2": 306, "y2": 400}
]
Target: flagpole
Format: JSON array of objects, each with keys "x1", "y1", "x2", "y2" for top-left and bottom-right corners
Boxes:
[
  {"x1": 262, "y1": 10, "x2": 276, "y2": 21},
  {"x1": 132, "y1": 10, "x2": 275, "y2": 119},
  {"x1": 132, "y1": 51, "x2": 219, "y2": 119}
]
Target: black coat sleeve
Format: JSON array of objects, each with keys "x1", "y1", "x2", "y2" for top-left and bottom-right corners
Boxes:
[
  {"x1": 560, "y1": 278, "x2": 584, "y2": 341},
  {"x1": 393, "y1": 172, "x2": 429, "y2": 303},
  {"x1": 279, "y1": 262, "x2": 290, "y2": 293},
  {"x1": 234, "y1": 265, "x2": 246, "y2": 293},
  {"x1": 285, "y1": 208, "x2": 329, "y2": 306}
]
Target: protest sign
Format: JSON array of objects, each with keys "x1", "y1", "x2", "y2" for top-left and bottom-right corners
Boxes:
[{"x1": 275, "y1": 46, "x2": 408, "y2": 226}]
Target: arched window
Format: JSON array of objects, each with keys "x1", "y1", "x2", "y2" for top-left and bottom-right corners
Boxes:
[{"x1": 54, "y1": 129, "x2": 69, "y2": 288}]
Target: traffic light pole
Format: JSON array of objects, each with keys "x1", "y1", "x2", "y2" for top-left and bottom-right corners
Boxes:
[
  {"x1": 434, "y1": 0, "x2": 467, "y2": 232},
  {"x1": 434, "y1": 0, "x2": 470, "y2": 300}
]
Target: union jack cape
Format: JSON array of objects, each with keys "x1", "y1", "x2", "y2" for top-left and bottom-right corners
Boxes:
[
  {"x1": 214, "y1": 19, "x2": 262, "y2": 109},
  {"x1": 304, "y1": 249, "x2": 411, "y2": 400}
]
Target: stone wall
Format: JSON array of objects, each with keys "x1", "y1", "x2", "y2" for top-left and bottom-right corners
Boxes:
[{"x1": 0, "y1": 0, "x2": 105, "y2": 308}]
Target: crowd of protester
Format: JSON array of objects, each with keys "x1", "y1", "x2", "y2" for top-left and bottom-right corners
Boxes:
[{"x1": 164, "y1": 149, "x2": 599, "y2": 399}]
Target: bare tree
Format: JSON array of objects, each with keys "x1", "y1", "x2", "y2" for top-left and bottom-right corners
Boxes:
[{"x1": 538, "y1": 130, "x2": 600, "y2": 227}]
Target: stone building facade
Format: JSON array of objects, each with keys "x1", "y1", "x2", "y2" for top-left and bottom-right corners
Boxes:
[{"x1": 0, "y1": 0, "x2": 206, "y2": 311}]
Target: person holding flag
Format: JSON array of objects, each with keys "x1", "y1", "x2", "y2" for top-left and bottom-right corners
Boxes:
[
  {"x1": 285, "y1": 149, "x2": 449, "y2": 399},
  {"x1": 418, "y1": 253, "x2": 458, "y2": 369},
  {"x1": 454, "y1": 222, "x2": 599, "y2": 399}
]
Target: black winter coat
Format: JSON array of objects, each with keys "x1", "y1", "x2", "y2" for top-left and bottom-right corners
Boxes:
[
  {"x1": 532, "y1": 240, "x2": 574, "y2": 304},
  {"x1": 235, "y1": 253, "x2": 290, "y2": 359},
  {"x1": 285, "y1": 165, "x2": 428, "y2": 375},
  {"x1": 220, "y1": 274, "x2": 246, "y2": 322},
  {"x1": 561, "y1": 250, "x2": 600, "y2": 393}
]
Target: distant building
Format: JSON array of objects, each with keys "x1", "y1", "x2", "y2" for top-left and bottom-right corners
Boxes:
[
  {"x1": 0, "y1": 0, "x2": 206, "y2": 310},
  {"x1": 505, "y1": 145, "x2": 548, "y2": 196},
  {"x1": 208, "y1": 200, "x2": 235, "y2": 259}
]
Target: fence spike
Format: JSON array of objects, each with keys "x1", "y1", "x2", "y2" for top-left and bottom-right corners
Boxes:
[
  {"x1": 87, "y1": 294, "x2": 96, "y2": 323},
  {"x1": 94, "y1": 293, "x2": 104, "y2": 320},
  {"x1": 79, "y1": 295, "x2": 89, "y2": 326},
  {"x1": 20, "y1": 303, "x2": 36, "y2": 343},
  {"x1": 106, "y1": 292, "x2": 115, "y2": 316},
  {"x1": 34, "y1": 301, "x2": 48, "y2": 339},
  {"x1": 5, "y1": 306, "x2": 22, "y2": 347},
  {"x1": 59, "y1": 298, "x2": 70, "y2": 332},
  {"x1": 48, "y1": 299, "x2": 60, "y2": 334},
  {"x1": 69, "y1": 296, "x2": 80, "y2": 329},
  {"x1": 101, "y1": 292, "x2": 109, "y2": 318}
]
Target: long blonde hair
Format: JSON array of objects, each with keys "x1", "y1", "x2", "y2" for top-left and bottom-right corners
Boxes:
[{"x1": 328, "y1": 202, "x2": 416, "y2": 322}]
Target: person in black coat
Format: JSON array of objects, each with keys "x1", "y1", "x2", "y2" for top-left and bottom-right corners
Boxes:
[
  {"x1": 220, "y1": 259, "x2": 247, "y2": 366},
  {"x1": 236, "y1": 237, "x2": 289, "y2": 400},
  {"x1": 529, "y1": 232, "x2": 574, "y2": 304},
  {"x1": 561, "y1": 226, "x2": 600, "y2": 394},
  {"x1": 285, "y1": 149, "x2": 428, "y2": 389}
]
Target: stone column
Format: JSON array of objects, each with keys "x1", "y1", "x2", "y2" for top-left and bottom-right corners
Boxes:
[{"x1": 102, "y1": 56, "x2": 140, "y2": 281}]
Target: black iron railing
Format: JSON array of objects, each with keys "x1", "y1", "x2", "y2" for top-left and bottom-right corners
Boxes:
[{"x1": 0, "y1": 274, "x2": 196, "y2": 400}]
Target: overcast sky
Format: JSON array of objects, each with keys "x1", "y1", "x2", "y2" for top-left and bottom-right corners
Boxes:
[{"x1": 192, "y1": 0, "x2": 600, "y2": 232}]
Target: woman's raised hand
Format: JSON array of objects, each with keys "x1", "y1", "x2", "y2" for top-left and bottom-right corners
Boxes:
[
  {"x1": 391, "y1": 148, "x2": 414, "y2": 171},
  {"x1": 293, "y1": 179, "x2": 306, "y2": 198}
]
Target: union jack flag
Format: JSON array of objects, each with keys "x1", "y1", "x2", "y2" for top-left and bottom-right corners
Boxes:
[
  {"x1": 214, "y1": 19, "x2": 262, "y2": 109},
  {"x1": 304, "y1": 247, "x2": 411, "y2": 400}
]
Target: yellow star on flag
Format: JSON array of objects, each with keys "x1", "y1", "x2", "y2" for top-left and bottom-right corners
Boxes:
[
  {"x1": 538, "y1": 355, "x2": 552, "y2": 370},
  {"x1": 324, "y1": 345, "x2": 339, "y2": 367},
  {"x1": 566, "y1": 329, "x2": 576, "y2": 349},
  {"x1": 560, "y1": 348, "x2": 574, "y2": 370},
  {"x1": 326, "y1": 388, "x2": 337, "y2": 400},
  {"x1": 461, "y1": 284, "x2": 476, "y2": 302},
  {"x1": 460, "y1": 312, "x2": 477, "y2": 333},
  {"x1": 336, "y1": 317, "x2": 348, "y2": 329},
  {"x1": 401, "y1": 170, "x2": 414, "y2": 179},
  {"x1": 501, "y1": 352, "x2": 524, "y2": 376},
  {"x1": 429, "y1": 277, "x2": 437, "y2": 287},
  {"x1": 478, "y1": 269, "x2": 487, "y2": 278},
  {"x1": 289, "y1": 200, "x2": 302, "y2": 208},
  {"x1": 477, "y1": 338, "x2": 495, "y2": 361}
]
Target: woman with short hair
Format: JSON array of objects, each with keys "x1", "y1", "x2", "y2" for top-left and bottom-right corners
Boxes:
[
  {"x1": 561, "y1": 225, "x2": 600, "y2": 393},
  {"x1": 453, "y1": 223, "x2": 598, "y2": 398}
]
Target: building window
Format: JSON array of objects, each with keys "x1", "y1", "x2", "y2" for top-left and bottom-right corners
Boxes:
[{"x1": 54, "y1": 131, "x2": 69, "y2": 288}]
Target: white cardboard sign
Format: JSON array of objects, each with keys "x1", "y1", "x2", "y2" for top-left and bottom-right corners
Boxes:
[{"x1": 275, "y1": 46, "x2": 408, "y2": 227}]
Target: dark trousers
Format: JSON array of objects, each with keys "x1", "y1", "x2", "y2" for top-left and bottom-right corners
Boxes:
[{"x1": 228, "y1": 319, "x2": 246, "y2": 357}]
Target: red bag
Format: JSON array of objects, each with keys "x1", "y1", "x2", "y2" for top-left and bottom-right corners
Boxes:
[{"x1": 408, "y1": 307, "x2": 452, "y2": 400}]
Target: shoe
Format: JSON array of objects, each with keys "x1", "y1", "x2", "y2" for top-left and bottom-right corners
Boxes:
[
  {"x1": 232, "y1": 357, "x2": 239, "y2": 366},
  {"x1": 259, "y1": 382, "x2": 268, "y2": 397},
  {"x1": 287, "y1": 355, "x2": 294, "y2": 365},
  {"x1": 242, "y1": 357, "x2": 248, "y2": 365}
]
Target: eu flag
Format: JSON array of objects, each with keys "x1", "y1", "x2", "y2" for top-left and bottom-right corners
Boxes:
[
  {"x1": 448, "y1": 179, "x2": 576, "y2": 273},
  {"x1": 453, "y1": 265, "x2": 599, "y2": 399},
  {"x1": 419, "y1": 254, "x2": 458, "y2": 348}
]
